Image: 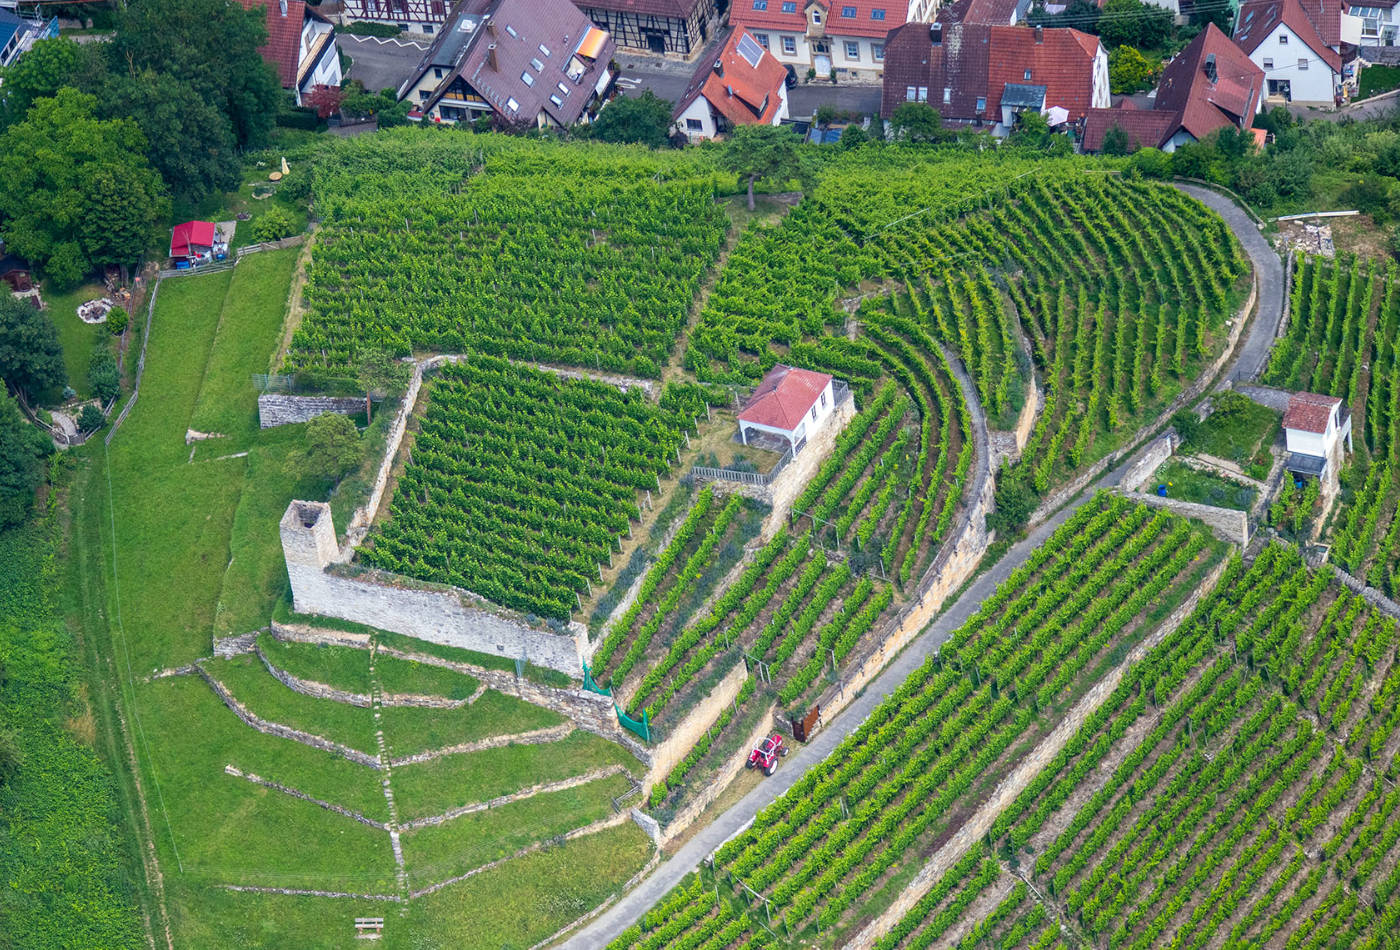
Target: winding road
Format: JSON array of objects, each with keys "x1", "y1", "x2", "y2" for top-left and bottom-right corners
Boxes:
[{"x1": 562, "y1": 183, "x2": 1287, "y2": 950}]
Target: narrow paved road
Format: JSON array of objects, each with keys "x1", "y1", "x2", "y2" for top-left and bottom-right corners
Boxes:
[
  {"x1": 563, "y1": 182, "x2": 1288, "y2": 950},
  {"x1": 1173, "y1": 183, "x2": 1286, "y2": 384}
]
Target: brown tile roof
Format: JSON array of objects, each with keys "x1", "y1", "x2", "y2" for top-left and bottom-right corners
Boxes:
[
  {"x1": 418, "y1": 0, "x2": 614, "y2": 126},
  {"x1": 1234, "y1": 0, "x2": 1342, "y2": 73},
  {"x1": 1284, "y1": 391, "x2": 1341, "y2": 434},
  {"x1": 881, "y1": 22, "x2": 1099, "y2": 121},
  {"x1": 739, "y1": 364, "x2": 833, "y2": 430},
  {"x1": 732, "y1": 0, "x2": 904, "y2": 40},
  {"x1": 1081, "y1": 107, "x2": 1178, "y2": 150},
  {"x1": 675, "y1": 26, "x2": 788, "y2": 126},
  {"x1": 237, "y1": 0, "x2": 306, "y2": 87}
]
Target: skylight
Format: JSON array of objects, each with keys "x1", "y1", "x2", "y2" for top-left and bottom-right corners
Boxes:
[
  {"x1": 521, "y1": 71, "x2": 535, "y2": 85},
  {"x1": 736, "y1": 31, "x2": 765, "y2": 67},
  {"x1": 557, "y1": 81, "x2": 571, "y2": 94},
  {"x1": 539, "y1": 42, "x2": 551, "y2": 56},
  {"x1": 505, "y1": 24, "x2": 518, "y2": 36},
  {"x1": 530, "y1": 57, "x2": 544, "y2": 71},
  {"x1": 506, "y1": 96, "x2": 519, "y2": 111}
]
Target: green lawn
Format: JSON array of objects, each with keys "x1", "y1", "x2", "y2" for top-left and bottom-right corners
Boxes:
[
  {"x1": 256, "y1": 632, "x2": 374, "y2": 694},
  {"x1": 1153, "y1": 460, "x2": 1257, "y2": 511},
  {"x1": 376, "y1": 652, "x2": 480, "y2": 699},
  {"x1": 400, "y1": 773, "x2": 633, "y2": 887},
  {"x1": 378, "y1": 689, "x2": 564, "y2": 759},
  {"x1": 1184, "y1": 395, "x2": 1279, "y2": 478},
  {"x1": 392, "y1": 730, "x2": 641, "y2": 822},
  {"x1": 41, "y1": 282, "x2": 112, "y2": 402},
  {"x1": 1360, "y1": 64, "x2": 1400, "y2": 100},
  {"x1": 209, "y1": 655, "x2": 377, "y2": 754}
]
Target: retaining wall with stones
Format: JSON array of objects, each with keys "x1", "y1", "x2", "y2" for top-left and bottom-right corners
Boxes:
[
  {"x1": 224, "y1": 765, "x2": 388, "y2": 829},
  {"x1": 257, "y1": 394, "x2": 365, "y2": 428},
  {"x1": 1329, "y1": 564, "x2": 1400, "y2": 622},
  {"x1": 1233, "y1": 383, "x2": 1294, "y2": 412},
  {"x1": 386, "y1": 723, "x2": 574, "y2": 768},
  {"x1": 1118, "y1": 432, "x2": 1179, "y2": 493},
  {"x1": 281, "y1": 500, "x2": 588, "y2": 676},
  {"x1": 254, "y1": 641, "x2": 373, "y2": 706},
  {"x1": 1121, "y1": 491, "x2": 1250, "y2": 546},
  {"x1": 643, "y1": 659, "x2": 749, "y2": 793}
]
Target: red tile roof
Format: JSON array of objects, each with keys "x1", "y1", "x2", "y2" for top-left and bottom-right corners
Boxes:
[
  {"x1": 170, "y1": 221, "x2": 215, "y2": 257},
  {"x1": 1284, "y1": 391, "x2": 1341, "y2": 434},
  {"x1": 1234, "y1": 0, "x2": 1341, "y2": 73},
  {"x1": 1081, "y1": 107, "x2": 1177, "y2": 150},
  {"x1": 739, "y1": 364, "x2": 832, "y2": 431},
  {"x1": 732, "y1": 0, "x2": 905, "y2": 40},
  {"x1": 675, "y1": 26, "x2": 788, "y2": 127},
  {"x1": 237, "y1": 0, "x2": 306, "y2": 87},
  {"x1": 881, "y1": 22, "x2": 1100, "y2": 121}
]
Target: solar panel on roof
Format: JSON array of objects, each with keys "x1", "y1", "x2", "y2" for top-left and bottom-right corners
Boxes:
[{"x1": 737, "y1": 32, "x2": 765, "y2": 67}]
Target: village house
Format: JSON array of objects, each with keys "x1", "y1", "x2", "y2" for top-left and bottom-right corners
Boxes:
[
  {"x1": 0, "y1": 8, "x2": 56, "y2": 68},
  {"x1": 339, "y1": 0, "x2": 450, "y2": 35},
  {"x1": 1082, "y1": 25, "x2": 1264, "y2": 153},
  {"x1": 737, "y1": 364, "x2": 840, "y2": 454},
  {"x1": 169, "y1": 221, "x2": 220, "y2": 264},
  {"x1": 1283, "y1": 391, "x2": 1353, "y2": 489},
  {"x1": 1234, "y1": 0, "x2": 1346, "y2": 105},
  {"x1": 728, "y1": 0, "x2": 904, "y2": 82},
  {"x1": 881, "y1": 20, "x2": 1108, "y2": 135},
  {"x1": 578, "y1": 0, "x2": 718, "y2": 57},
  {"x1": 672, "y1": 26, "x2": 789, "y2": 140},
  {"x1": 398, "y1": 0, "x2": 616, "y2": 128},
  {"x1": 236, "y1": 0, "x2": 341, "y2": 106}
]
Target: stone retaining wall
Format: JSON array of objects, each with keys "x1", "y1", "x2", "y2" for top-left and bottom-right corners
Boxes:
[
  {"x1": 194, "y1": 665, "x2": 380, "y2": 768},
  {"x1": 257, "y1": 394, "x2": 365, "y2": 428},
  {"x1": 385, "y1": 722, "x2": 573, "y2": 768},
  {"x1": 223, "y1": 765, "x2": 388, "y2": 829},
  {"x1": 1118, "y1": 433, "x2": 1179, "y2": 493},
  {"x1": 254, "y1": 641, "x2": 374, "y2": 706},
  {"x1": 643, "y1": 659, "x2": 749, "y2": 793},
  {"x1": 1329, "y1": 564, "x2": 1400, "y2": 622},
  {"x1": 1121, "y1": 491, "x2": 1250, "y2": 546},
  {"x1": 399, "y1": 765, "x2": 629, "y2": 831},
  {"x1": 1233, "y1": 382, "x2": 1294, "y2": 412}
]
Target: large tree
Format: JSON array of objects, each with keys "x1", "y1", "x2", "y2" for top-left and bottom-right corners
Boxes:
[
  {"x1": 588, "y1": 92, "x2": 674, "y2": 148},
  {"x1": 890, "y1": 102, "x2": 948, "y2": 144},
  {"x1": 0, "y1": 296, "x2": 66, "y2": 401},
  {"x1": 721, "y1": 124, "x2": 809, "y2": 211},
  {"x1": 0, "y1": 37, "x2": 102, "y2": 129},
  {"x1": 0, "y1": 89, "x2": 167, "y2": 287},
  {"x1": 110, "y1": 0, "x2": 283, "y2": 148},
  {"x1": 0, "y1": 388, "x2": 52, "y2": 529},
  {"x1": 97, "y1": 71, "x2": 241, "y2": 206}
]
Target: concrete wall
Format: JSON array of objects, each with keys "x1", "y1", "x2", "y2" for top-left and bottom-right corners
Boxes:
[
  {"x1": 280, "y1": 501, "x2": 588, "y2": 676},
  {"x1": 643, "y1": 659, "x2": 749, "y2": 793},
  {"x1": 1118, "y1": 432, "x2": 1179, "y2": 493},
  {"x1": 258, "y1": 393, "x2": 364, "y2": 428},
  {"x1": 1121, "y1": 491, "x2": 1250, "y2": 546}
]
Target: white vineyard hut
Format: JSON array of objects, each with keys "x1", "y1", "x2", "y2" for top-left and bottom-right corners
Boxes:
[{"x1": 737, "y1": 364, "x2": 835, "y2": 454}]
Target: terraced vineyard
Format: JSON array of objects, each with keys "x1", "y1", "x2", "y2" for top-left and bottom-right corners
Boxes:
[
  {"x1": 1265, "y1": 254, "x2": 1400, "y2": 593},
  {"x1": 611, "y1": 495, "x2": 1226, "y2": 945},
  {"x1": 885, "y1": 542, "x2": 1400, "y2": 950},
  {"x1": 359, "y1": 358, "x2": 711, "y2": 620}
]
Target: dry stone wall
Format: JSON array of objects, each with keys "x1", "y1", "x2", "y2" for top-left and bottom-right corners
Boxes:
[
  {"x1": 643, "y1": 659, "x2": 749, "y2": 792},
  {"x1": 1118, "y1": 433, "x2": 1179, "y2": 493},
  {"x1": 1121, "y1": 491, "x2": 1250, "y2": 546},
  {"x1": 257, "y1": 394, "x2": 365, "y2": 428}
]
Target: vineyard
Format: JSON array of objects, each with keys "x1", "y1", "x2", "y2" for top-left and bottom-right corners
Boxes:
[
  {"x1": 1264, "y1": 253, "x2": 1400, "y2": 593},
  {"x1": 287, "y1": 135, "x2": 726, "y2": 378},
  {"x1": 610, "y1": 495, "x2": 1226, "y2": 945},
  {"x1": 359, "y1": 357, "x2": 711, "y2": 620},
  {"x1": 880, "y1": 541, "x2": 1400, "y2": 950},
  {"x1": 686, "y1": 155, "x2": 1247, "y2": 501}
]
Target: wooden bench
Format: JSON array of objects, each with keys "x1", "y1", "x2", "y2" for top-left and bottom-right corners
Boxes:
[{"x1": 355, "y1": 918, "x2": 385, "y2": 940}]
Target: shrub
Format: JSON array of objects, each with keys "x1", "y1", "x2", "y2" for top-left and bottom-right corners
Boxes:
[
  {"x1": 78, "y1": 404, "x2": 105, "y2": 431},
  {"x1": 87, "y1": 340, "x2": 119, "y2": 403},
  {"x1": 106, "y1": 308, "x2": 128, "y2": 335},
  {"x1": 252, "y1": 207, "x2": 296, "y2": 243}
]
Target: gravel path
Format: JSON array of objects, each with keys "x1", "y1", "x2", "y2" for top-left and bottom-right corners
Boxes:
[{"x1": 561, "y1": 182, "x2": 1285, "y2": 950}]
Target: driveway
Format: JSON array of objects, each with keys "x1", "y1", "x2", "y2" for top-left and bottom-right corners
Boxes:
[
  {"x1": 562, "y1": 181, "x2": 1281, "y2": 950},
  {"x1": 342, "y1": 33, "x2": 428, "y2": 95}
]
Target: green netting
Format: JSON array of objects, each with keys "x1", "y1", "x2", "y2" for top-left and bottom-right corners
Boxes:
[
  {"x1": 616, "y1": 705, "x2": 650, "y2": 743},
  {"x1": 582, "y1": 664, "x2": 611, "y2": 696}
]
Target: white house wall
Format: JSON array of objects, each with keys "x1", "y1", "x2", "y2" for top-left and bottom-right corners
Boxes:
[
  {"x1": 745, "y1": 29, "x2": 888, "y2": 79},
  {"x1": 1090, "y1": 46, "x2": 1110, "y2": 108},
  {"x1": 1247, "y1": 23, "x2": 1337, "y2": 104},
  {"x1": 1286, "y1": 428, "x2": 1329, "y2": 457},
  {"x1": 675, "y1": 95, "x2": 718, "y2": 139}
]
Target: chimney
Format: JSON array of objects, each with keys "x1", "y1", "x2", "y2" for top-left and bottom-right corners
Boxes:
[
  {"x1": 487, "y1": 43, "x2": 498, "y2": 69},
  {"x1": 1204, "y1": 52, "x2": 1218, "y2": 83},
  {"x1": 930, "y1": 22, "x2": 942, "y2": 45},
  {"x1": 1034, "y1": 25, "x2": 1043, "y2": 43},
  {"x1": 714, "y1": 59, "x2": 723, "y2": 76},
  {"x1": 485, "y1": 19, "x2": 496, "y2": 36}
]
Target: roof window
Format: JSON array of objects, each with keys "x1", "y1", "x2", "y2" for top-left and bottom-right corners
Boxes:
[
  {"x1": 841, "y1": 5, "x2": 857, "y2": 15},
  {"x1": 557, "y1": 81, "x2": 571, "y2": 94},
  {"x1": 781, "y1": 0, "x2": 796, "y2": 9},
  {"x1": 530, "y1": 57, "x2": 544, "y2": 71},
  {"x1": 521, "y1": 71, "x2": 535, "y2": 85},
  {"x1": 539, "y1": 42, "x2": 551, "y2": 56},
  {"x1": 505, "y1": 24, "x2": 518, "y2": 37},
  {"x1": 550, "y1": 94, "x2": 563, "y2": 106},
  {"x1": 506, "y1": 96, "x2": 519, "y2": 111},
  {"x1": 871, "y1": 7, "x2": 885, "y2": 17}
]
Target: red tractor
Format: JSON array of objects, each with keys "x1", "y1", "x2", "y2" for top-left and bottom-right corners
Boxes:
[{"x1": 747, "y1": 733, "x2": 789, "y2": 776}]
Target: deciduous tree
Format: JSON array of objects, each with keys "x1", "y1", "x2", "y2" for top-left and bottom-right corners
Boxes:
[
  {"x1": 0, "y1": 296, "x2": 66, "y2": 401},
  {"x1": 588, "y1": 91, "x2": 674, "y2": 148},
  {"x1": 0, "y1": 389, "x2": 52, "y2": 529},
  {"x1": 722, "y1": 125, "x2": 809, "y2": 211}
]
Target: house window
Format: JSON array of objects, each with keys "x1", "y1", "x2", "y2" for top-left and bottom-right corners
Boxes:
[
  {"x1": 423, "y1": 24, "x2": 434, "y2": 33},
  {"x1": 1278, "y1": 33, "x2": 1288, "y2": 44},
  {"x1": 873, "y1": 43, "x2": 884, "y2": 60},
  {"x1": 687, "y1": 118, "x2": 704, "y2": 130},
  {"x1": 975, "y1": 96, "x2": 986, "y2": 111},
  {"x1": 820, "y1": 391, "x2": 828, "y2": 407},
  {"x1": 434, "y1": 67, "x2": 444, "y2": 78},
  {"x1": 1263, "y1": 57, "x2": 1274, "y2": 68},
  {"x1": 506, "y1": 96, "x2": 519, "y2": 111},
  {"x1": 841, "y1": 5, "x2": 857, "y2": 15},
  {"x1": 906, "y1": 85, "x2": 917, "y2": 101},
  {"x1": 812, "y1": 10, "x2": 821, "y2": 21},
  {"x1": 521, "y1": 71, "x2": 535, "y2": 86},
  {"x1": 810, "y1": 406, "x2": 818, "y2": 421},
  {"x1": 844, "y1": 40, "x2": 859, "y2": 58},
  {"x1": 539, "y1": 43, "x2": 551, "y2": 56},
  {"x1": 783, "y1": 35, "x2": 797, "y2": 54},
  {"x1": 753, "y1": 0, "x2": 767, "y2": 9},
  {"x1": 782, "y1": 0, "x2": 797, "y2": 9},
  {"x1": 419, "y1": 89, "x2": 431, "y2": 100},
  {"x1": 871, "y1": 7, "x2": 886, "y2": 17},
  {"x1": 943, "y1": 86, "x2": 951, "y2": 103},
  {"x1": 1023, "y1": 68, "x2": 1031, "y2": 80},
  {"x1": 917, "y1": 86, "x2": 928, "y2": 101},
  {"x1": 756, "y1": 32, "x2": 770, "y2": 48},
  {"x1": 1298, "y1": 57, "x2": 1309, "y2": 69}
]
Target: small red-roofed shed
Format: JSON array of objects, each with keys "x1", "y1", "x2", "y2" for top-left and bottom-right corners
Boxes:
[
  {"x1": 738, "y1": 364, "x2": 836, "y2": 452},
  {"x1": 170, "y1": 221, "x2": 216, "y2": 260}
]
